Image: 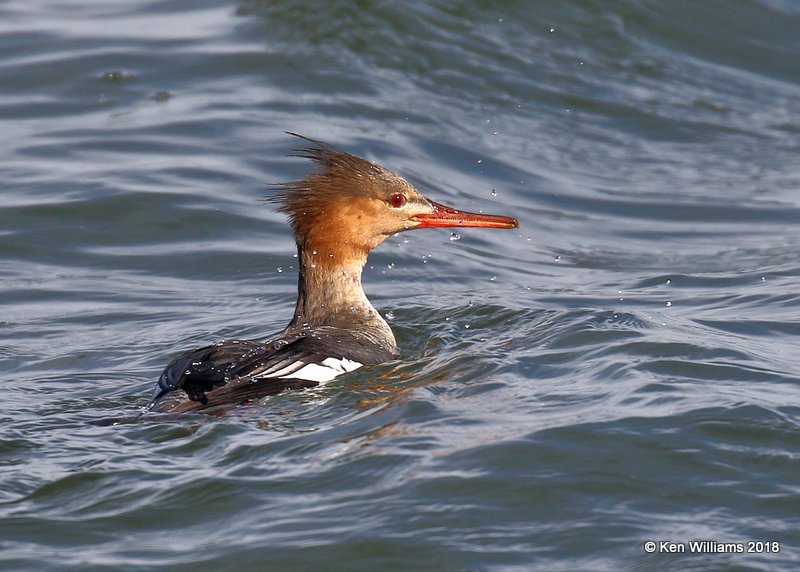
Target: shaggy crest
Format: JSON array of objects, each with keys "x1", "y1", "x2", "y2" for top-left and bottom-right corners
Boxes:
[{"x1": 268, "y1": 134, "x2": 414, "y2": 241}]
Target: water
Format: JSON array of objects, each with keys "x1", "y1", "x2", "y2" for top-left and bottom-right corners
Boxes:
[{"x1": 1, "y1": 0, "x2": 799, "y2": 570}]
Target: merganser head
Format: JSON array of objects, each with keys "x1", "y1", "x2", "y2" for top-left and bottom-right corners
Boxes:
[{"x1": 270, "y1": 134, "x2": 518, "y2": 261}]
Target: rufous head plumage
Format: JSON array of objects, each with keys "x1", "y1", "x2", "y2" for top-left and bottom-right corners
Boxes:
[{"x1": 269, "y1": 134, "x2": 518, "y2": 264}]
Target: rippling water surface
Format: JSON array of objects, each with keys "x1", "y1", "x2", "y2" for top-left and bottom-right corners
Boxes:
[{"x1": 2, "y1": 1, "x2": 799, "y2": 570}]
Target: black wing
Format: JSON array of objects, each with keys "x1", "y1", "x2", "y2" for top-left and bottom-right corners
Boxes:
[{"x1": 149, "y1": 328, "x2": 393, "y2": 414}]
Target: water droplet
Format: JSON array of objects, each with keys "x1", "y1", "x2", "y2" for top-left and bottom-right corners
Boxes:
[
  {"x1": 464, "y1": 324, "x2": 471, "y2": 329},
  {"x1": 554, "y1": 255, "x2": 561, "y2": 262},
  {"x1": 476, "y1": 159, "x2": 482, "y2": 164},
  {"x1": 387, "y1": 262, "x2": 395, "y2": 269},
  {"x1": 490, "y1": 276, "x2": 496, "y2": 282},
  {"x1": 277, "y1": 267, "x2": 283, "y2": 273},
  {"x1": 458, "y1": 220, "x2": 463, "y2": 225},
  {"x1": 102, "y1": 70, "x2": 130, "y2": 82},
  {"x1": 666, "y1": 301, "x2": 672, "y2": 307},
  {"x1": 666, "y1": 278, "x2": 671, "y2": 284},
  {"x1": 449, "y1": 233, "x2": 461, "y2": 242},
  {"x1": 491, "y1": 188, "x2": 497, "y2": 197},
  {"x1": 468, "y1": 300, "x2": 474, "y2": 308},
  {"x1": 310, "y1": 262, "x2": 317, "y2": 268},
  {"x1": 761, "y1": 276, "x2": 766, "y2": 281},
  {"x1": 549, "y1": 26, "x2": 555, "y2": 33},
  {"x1": 385, "y1": 311, "x2": 395, "y2": 320},
  {"x1": 526, "y1": 236, "x2": 532, "y2": 242},
  {"x1": 273, "y1": 339, "x2": 288, "y2": 350}
]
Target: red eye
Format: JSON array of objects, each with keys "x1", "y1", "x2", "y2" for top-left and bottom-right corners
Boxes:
[{"x1": 389, "y1": 193, "x2": 407, "y2": 208}]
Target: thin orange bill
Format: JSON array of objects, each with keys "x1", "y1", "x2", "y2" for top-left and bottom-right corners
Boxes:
[{"x1": 411, "y1": 199, "x2": 519, "y2": 229}]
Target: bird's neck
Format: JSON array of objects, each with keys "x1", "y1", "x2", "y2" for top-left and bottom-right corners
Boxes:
[{"x1": 288, "y1": 243, "x2": 396, "y2": 352}]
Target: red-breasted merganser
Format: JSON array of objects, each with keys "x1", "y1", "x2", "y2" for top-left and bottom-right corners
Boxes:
[{"x1": 149, "y1": 135, "x2": 518, "y2": 414}]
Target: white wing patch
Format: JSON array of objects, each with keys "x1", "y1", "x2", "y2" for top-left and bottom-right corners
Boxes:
[{"x1": 280, "y1": 357, "x2": 362, "y2": 383}]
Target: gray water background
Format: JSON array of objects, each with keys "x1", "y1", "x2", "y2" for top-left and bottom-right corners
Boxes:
[{"x1": 1, "y1": 1, "x2": 799, "y2": 570}]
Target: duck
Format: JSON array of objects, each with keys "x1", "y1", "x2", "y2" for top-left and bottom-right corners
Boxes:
[{"x1": 149, "y1": 134, "x2": 518, "y2": 414}]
